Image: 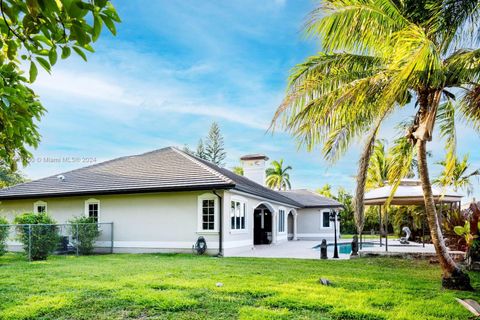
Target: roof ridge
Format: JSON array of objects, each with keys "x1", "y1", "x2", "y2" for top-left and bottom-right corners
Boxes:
[{"x1": 171, "y1": 147, "x2": 235, "y2": 185}]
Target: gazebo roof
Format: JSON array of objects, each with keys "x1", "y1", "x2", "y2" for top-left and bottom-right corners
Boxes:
[{"x1": 364, "y1": 179, "x2": 463, "y2": 205}]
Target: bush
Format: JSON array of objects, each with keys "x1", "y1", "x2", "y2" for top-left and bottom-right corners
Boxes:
[
  {"x1": 14, "y1": 213, "x2": 59, "y2": 260},
  {"x1": 69, "y1": 216, "x2": 101, "y2": 255},
  {"x1": 0, "y1": 216, "x2": 9, "y2": 256}
]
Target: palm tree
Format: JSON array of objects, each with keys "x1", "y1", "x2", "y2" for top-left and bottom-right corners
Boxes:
[
  {"x1": 317, "y1": 184, "x2": 334, "y2": 198},
  {"x1": 265, "y1": 159, "x2": 292, "y2": 191},
  {"x1": 272, "y1": 0, "x2": 480, "y2": 289},
  {"x1": 366, "y1": 140, "x2": 390, "y2": 190},
  {"x1": 434, "y1": 154, "x2": 480, "y2": 195}
]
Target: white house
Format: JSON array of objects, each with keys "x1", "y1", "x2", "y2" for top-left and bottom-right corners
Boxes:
[{"x1": 0, "y1": 147, "x2": 342, "y2": 256}]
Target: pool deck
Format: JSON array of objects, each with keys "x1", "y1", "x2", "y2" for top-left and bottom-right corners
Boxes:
[
  {"x1": 227, "y1": 239, "x2": 449, "y2": 260},
  {"x1": 228, "y1": 240, "x2": 346, "y2": 259}
]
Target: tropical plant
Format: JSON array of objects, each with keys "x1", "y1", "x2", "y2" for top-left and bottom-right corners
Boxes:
[
  {"x1": 442, "y1": 207, "x2": 468, "y2": 251},
  {"x1": 0, "y1": 0, "x2": 119, "y2": 171},
  {"x1": 266, "y1": 159, "x2": 292, "y2": 191},
  {"x1": 317, "y1": 184, "x2": 334, "y2": 198},
  {"x1": 366, "y1": 140, "x2": 390, "y2": 190},
  {"x1": 69, "y1": 216, "x2": 101, "y2": 255},
  {"x1": 434, "y1": 154, "x2": 480, "y2": 195},
  {"x1": 232, "y1": 166, "x2": 244, "y2": 176},
  {"x1": 0, "y1": 216, "x2": 9, "y2": 256},
  {"x1": 454, "y1": 221, "x2": 479, "y2": 249},
  {"x1": 205, "y1": 122, "x2": 226, "y2": 166},
  {"x1": 14, "y1": 212, "x2": 59, "y2": 260},
  {"x1": 336, "y1": 188, "x2": 356, "y2": 234},
  {"x1": 272, "y1": 0, "x2": 480, "y2": 289}
]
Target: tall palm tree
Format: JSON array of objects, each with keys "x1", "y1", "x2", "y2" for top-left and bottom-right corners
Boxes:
[
  {"x1": 265, "y1": 159, "x2": 292, "y2": 191},
  {"x1": 366, "y1": 140, "x2": 390, "y2": 190},
  {"x1": 434, "y1": 154, "x2": 480, "y2": 195},
  {"x1": 273, "y1": 0, "x2": 480, "y2": 290}
]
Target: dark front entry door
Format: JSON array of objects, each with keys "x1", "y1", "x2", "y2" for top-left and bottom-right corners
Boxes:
[{"x1": 254, "y1": 209, "x2": 272, "y2": 244}]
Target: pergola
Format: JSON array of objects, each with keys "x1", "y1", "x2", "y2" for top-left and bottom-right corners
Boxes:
[{"x1": 363, "y1": 179, "x2": 463, "y2": 251}]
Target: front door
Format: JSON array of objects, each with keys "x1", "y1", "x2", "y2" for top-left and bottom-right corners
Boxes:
[{"x1": 254, "y1": 209, "x2": 272, "y2": 244}]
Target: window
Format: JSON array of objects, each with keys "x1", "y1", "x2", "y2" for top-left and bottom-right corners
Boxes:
[
  {"x1": 33, "y1": 201, "x2": 47, "y2": 214},
  {"x1": 322, "y1": 211, "x2": 330, "y2": 228},
  {"x1": 197, "y1": 194, "x2": 218, "y2": 232},
  {"x1": 85, "y1": 199, "x2": 100, "y2": 223},
  {"x1": 278, "y1": 209, "x2": 285, "y2": 233},
  {"x1": 202, "y1": 199, "x2": 215, "y2": 230},
  {"x1": 230, "y1": 200, "x2": 246, "y2": 230}
]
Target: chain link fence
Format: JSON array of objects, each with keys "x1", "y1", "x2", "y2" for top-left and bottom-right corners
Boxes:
[{"x1": 0, "y1": 223, "x2": 113, "y2": 260}]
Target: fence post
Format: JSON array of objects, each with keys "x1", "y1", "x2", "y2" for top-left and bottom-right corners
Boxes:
[
  {"x1": 75, "y1": 224, "x2": 79, "y2": 256},
  {"x1": 110, "y1": 223, "x2": 114, "y2": 254},
  {"x1": 28, "y1": 224, "x2": 32, "y2": 261}
]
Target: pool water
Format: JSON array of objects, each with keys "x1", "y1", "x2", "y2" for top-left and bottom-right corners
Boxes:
[{"x1": 313, "y1": 242, "x2": 376, "y2": 255}]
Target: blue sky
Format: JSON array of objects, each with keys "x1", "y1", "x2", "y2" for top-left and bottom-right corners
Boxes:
[{"x1": 25, "y1": 0, "x2": 480, "y2": 199}]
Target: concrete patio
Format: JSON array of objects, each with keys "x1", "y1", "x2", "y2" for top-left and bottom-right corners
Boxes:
[{"x1": 228, "y1": 239, "x2": 442, "y2": 260}]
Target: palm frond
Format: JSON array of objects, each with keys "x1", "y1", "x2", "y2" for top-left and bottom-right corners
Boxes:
[{"x1": 306, "y1": 0, "x2": 409, "y2": 54}]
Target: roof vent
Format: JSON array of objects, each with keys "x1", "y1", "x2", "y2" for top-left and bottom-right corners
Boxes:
[{"x1": 57, "y1": 175, "x2": 65, "y2": 182}]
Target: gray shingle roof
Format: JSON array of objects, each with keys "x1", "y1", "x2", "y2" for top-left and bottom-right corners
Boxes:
[
  {"x1": 279, "y1": 189, "x2": 343, "y2": 208},
  {"x1": 0, "y1": 147, "x2": 301, "y2": 206}
]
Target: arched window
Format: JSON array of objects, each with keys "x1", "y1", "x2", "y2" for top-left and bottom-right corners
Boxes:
[
  {"x1": 197, "y1": 193, "x2": 218, "y2": 232},
  {"x1": 33, "y1": 201, "x2": 47, "y2": 214},
  {"x1": 85, "y1": 198, "x2": 100, "y2": 222}
]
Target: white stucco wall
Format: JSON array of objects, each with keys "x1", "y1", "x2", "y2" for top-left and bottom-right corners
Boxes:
[
  {"x1": 296, "y1": 208, "x2": 340, "y2": 240},
  {"x1": 222, "y1": 190, "x2": 294, "y2": 255},
  {"x1": 0, "y1": 191, "x2": 224, "y2": 254},
  {"x1": 0, "y1": 189, "x2": 297, "y2": 255}
]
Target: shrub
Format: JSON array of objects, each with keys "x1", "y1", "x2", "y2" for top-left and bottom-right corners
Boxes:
[
  {"x1": 0, "y1": 216, "x2": 9, "y2": 256},
  {"x1": 14, "y1": 213, "x2": 59, "y2": 260},
  {"x1": 69, "y1": 216, "x2": 101, "y2": 255}
]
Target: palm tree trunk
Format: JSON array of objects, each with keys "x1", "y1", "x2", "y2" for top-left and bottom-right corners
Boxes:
[
  {"x1": 417, "y1": 139, "x2": 472, "y2": 290},
  {"x1": 354, "y1": 117, "x2": 383, "y2": 236}
]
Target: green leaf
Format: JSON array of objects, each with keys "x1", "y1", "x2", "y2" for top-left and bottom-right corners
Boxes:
[
  {"x1": 100, "y1": 14, "x2": 116, "y2": 35},
  {"x1": 73, "y1": 46, "x2": 87, "y2": 61},
  {"x1": 29, "y1": 61, "x2": 38, "y2": 83},
  {"x1": 83, "y1": 44, "x2": 95, "y2": 53},
  {"x1": 36, "y1": 57, "x2": 51, "y2": 72},
  {"x1": 93, "y1": 14, "x2": 102, "y2": 42},
  {"x1": 48, "y1": 48, "x2": 57, "y2": 65},
  {"x1": 454, "y1": 226, "x2": 465, "y2": 236},
  {"x1": 61, "y1": 46, "x2": 71, "y2": 59}
]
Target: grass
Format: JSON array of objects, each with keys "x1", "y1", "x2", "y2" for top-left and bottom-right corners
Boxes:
[{"x1": 0, "y1": 254, "x2": 479, "y2": 319}]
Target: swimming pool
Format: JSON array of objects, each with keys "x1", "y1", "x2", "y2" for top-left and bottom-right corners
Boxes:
[{"x1": 313, "y1": 242, "x2": 376, "y2": 255}]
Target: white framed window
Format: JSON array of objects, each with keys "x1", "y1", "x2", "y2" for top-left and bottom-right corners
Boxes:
[
  {"x1": 278, "y1": 209, "x2": 286, "y2": 233},
  {"x1": 85, "y1": 198, "x2": 100, "y2": 223},
  {"x1": 197, "y1": 193, "x2": 218, "y2": 232},
  {"x1": 33, "y1": 201, "x2": 47, "y2": 214},
  {"x1": 230, "y1": 199, "x2": 246, "y2": 231},
  {"x1": 322, "y1": 211, "x2": 331, "y2": 228}
]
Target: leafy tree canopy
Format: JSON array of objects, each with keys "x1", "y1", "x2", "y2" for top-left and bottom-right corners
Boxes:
[
  {"x1": 0, "y1": 0, "x2": 119, "y2": 170},
  {"x1": 0, "y1": 160, "x2": 27, "y2": 188}
]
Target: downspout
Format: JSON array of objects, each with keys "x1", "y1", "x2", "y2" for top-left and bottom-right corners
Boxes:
[{"x1": 212, "y1": 190, "x2": 223, "y2": 257}]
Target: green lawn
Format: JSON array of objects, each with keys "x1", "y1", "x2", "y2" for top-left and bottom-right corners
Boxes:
[{"x1": 0, "y1": 254, "x2": 479, "y2": 319}]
